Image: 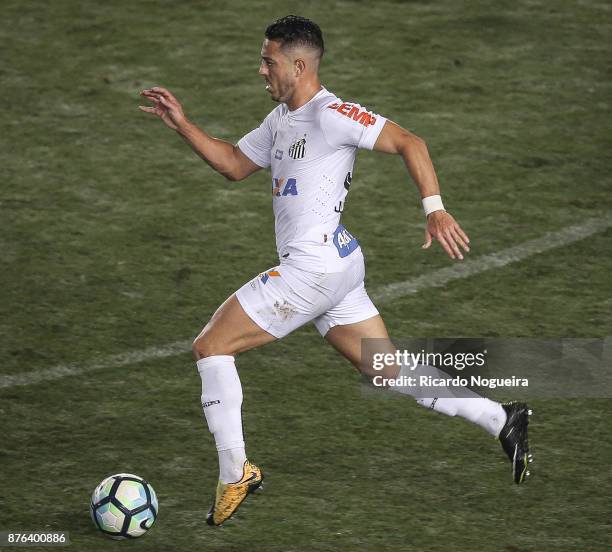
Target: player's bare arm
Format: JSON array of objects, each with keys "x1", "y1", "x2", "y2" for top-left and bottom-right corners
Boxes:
[
  {"x1": 373, "y1": 120, "x2": 470, "y2": 260},
  {"x1": 139, "y1": 86, "x2": 261, "y2": 181}
]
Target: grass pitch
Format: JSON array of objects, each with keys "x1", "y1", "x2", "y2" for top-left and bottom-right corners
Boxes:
[{"x1": 1, "y1": 1, "x2": 611, "y2": 550}]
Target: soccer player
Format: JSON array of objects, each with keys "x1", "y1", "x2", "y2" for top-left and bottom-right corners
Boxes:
[{"x1": 139, "y1": 15, "x2": 532, "y2": 526}]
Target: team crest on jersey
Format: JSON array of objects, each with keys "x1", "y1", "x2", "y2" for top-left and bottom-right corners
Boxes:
[{"x1": 288, "y1": 136, "x2": 306, "y2": 159}]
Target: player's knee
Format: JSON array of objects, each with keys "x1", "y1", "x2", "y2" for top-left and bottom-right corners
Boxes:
[{"x1": 192, "y1": 331, "x2": 234, "y2": 360}]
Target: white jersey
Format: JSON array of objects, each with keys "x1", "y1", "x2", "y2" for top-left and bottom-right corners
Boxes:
[{"x1": 237, "y1": 86, "x2": 387, "y2": 272}]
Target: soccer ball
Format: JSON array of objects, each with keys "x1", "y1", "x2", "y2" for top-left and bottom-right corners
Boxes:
[{"x1": 90, "y1": 473, "x2": 158, "y2": 539}]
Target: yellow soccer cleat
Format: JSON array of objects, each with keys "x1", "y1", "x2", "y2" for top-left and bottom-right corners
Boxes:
[{"x1": 206, "y1": 460, "x2": 263, "y2": 526}]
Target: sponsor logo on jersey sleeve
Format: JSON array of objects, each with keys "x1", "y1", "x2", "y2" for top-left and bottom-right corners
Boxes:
[{"x1": 327, "y1": 102, "x2": 377, "y2": 127}]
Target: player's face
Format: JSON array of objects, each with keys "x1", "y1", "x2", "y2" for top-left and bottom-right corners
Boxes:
[{"x1": 259, "y1": 39, "x2": 297, "y2": 104}]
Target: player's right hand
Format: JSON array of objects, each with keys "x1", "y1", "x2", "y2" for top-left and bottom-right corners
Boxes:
[{"x1": 139, "y1": 87, "x2": 187, "y2": 131}]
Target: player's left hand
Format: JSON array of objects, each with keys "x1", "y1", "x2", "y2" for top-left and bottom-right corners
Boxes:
[{"x1": 422, "y1": 210, "x2": 470, "y2": 260}]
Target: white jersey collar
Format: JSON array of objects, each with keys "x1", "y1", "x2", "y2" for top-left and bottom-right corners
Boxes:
[{"x1": 287, "y1": 86, "x2": 328, "y2": 115}]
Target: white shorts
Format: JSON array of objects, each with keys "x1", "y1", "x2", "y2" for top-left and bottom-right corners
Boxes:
[{"x1": 235, "y1": 251, "x2": 379, "y2": 338}]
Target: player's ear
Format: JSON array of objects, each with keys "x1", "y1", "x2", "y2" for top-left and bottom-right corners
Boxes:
[{"x1": 294, "y1": 58, "x2": 306, "y2": 77}]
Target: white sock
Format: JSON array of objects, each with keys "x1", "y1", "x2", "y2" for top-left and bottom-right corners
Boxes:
[
  {"x1": 197, "y1": 355, "x2": 247, "y2": 483},
  {"x1": 391, "y1": 363, "x2": 507, "y2": 437}
]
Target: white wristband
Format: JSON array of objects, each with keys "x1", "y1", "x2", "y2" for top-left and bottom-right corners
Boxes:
[{"x1": 422, "y1": 195, "x2": 445, "y2": 217}]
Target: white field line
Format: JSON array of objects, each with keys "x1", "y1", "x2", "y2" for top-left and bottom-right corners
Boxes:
[
  {"x1": 2, "y1": 216, "x2": 611, "y2": 390},
  {"x1": 370, "y1": 215, "x2": 612, "y2": 303},
  {"x1": 0, "y1": 341, "x2": 192, "y2": 390}
]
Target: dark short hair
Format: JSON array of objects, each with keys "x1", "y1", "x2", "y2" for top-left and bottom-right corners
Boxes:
[{"x1": 265, "y1": 15, "x2": 324, "y2": 59}]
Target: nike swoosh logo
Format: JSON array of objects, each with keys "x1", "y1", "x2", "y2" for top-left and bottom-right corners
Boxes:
[
  {"x1": 243, "y1": 471, "x2": 258, "y2": 484},
  {"x1": 139, "y1": 518, "x2": 150, "y2": 530}
]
